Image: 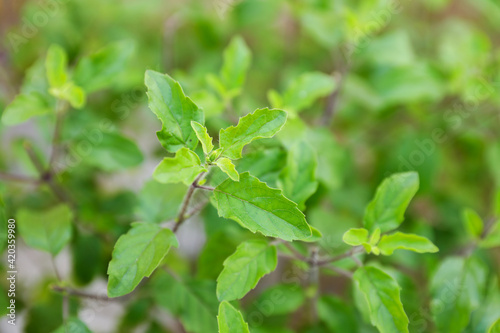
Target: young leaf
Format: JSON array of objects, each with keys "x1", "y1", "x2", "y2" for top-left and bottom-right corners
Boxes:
[
  {"x1": 75, "y1": 132, "x2": 143, "y2": 171},
  {"x1": 1, "y1": 92, "x2": 52, "y2": 126},
  {"x1": 369, "y1": 228, "x2": 381, "y2": 245},
  {"x1": 213, "y1": 172, "x2": 312, "y2": 241},
  {"x1": 282, "y1": 72, "x2": 336, "y2": 114},
  {"x1": 221, "y1": 36, "x2": 252, "y2": 94},
  {"x1": 377, "y1": 232, "x2": 439, "y2": 255},
  {"x1": 278, "y1": 141, "x2": 318, "y2": 210},
  {"x1": 145, "y1": 70, "x2": 204, "y2": 152},
  {"x1": 217, "y1": 240, "x2": 277, "y2": 301},
  {"x1": 353, "y1": 266, "x2": 409, "y2": 333},
  {"x1": 17, "y1": 204, "x2": 73, "y2": 255},
  {"x1": 215, "y1": 157, "x2": 239, "y2": 181},
  {"x1": 50, "y1": 81, "x2": 86, "y2": 109},
  {"x1": 107, "y1": 222, "x2": 178, "y2": 297},
  {"x1": 191, "y1": 121, "x2": 214, "y2": 155},
  {"x1": 45, "y1": 44, "x2": 68, "y2": 88},
  {"x1": 462, "y1": 208, "x2": 484, "y2": 238},
  {"x1": 219, "y1": 108, "x2": 287, "y2": 160},
  {"x1": 153, "y1": 147, "x2": 207, "y2": 185},
  {"x1": 218, "y1": 301, "x2": 250, "y2": 333},
  {"x1": 364, "y1": 172, "x2": 419, "y2": 233},
  {"x1": 342, "y1": 228, "x2": 369, "y2": 246},
  {"x1": 430, "y1": 256, "x2": 488, "y2": 333},
  {"x1": 153, "y1": 271, "x2": 218, "y2": 333}
]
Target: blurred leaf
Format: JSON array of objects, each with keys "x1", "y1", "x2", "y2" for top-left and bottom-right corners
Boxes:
[
  {"x1": 76, "y1": 132, "x2": 143, "y2": 171},
  {"x1": 364, "y1": 172, "x2": 419, "y2": 233},
  {"x1": 281, "y1": 72, "x2": 336, "y2": 114},
  {"x1": 45, "y1": 44, "x2": 68, "y2": 89},
  {"x1": 153, "y1": 147, "x2": 207, "y2": 185},
  {"x1": 253, "y1": 284, "x2": 305, "y2": 316},
  {"x1": 135, "y1": 180, "x2": 187, "y2": 224},
  {"x1": 462, "y1": 208, "x2": 484, "y2": 238},
  {"x1": 74, "y1": 41, "x2": 134, "y2": 93},
  {"x1": 219, "y1": 108, "x2": 287, "y2": 160},
  {"x1": 278, "y1": 141, "x2": 318, "y2": 210},
  {"x1": 52, "y1": 317, "x2": 91, "y2": 333},
  {"x1": 318, "y1": 295, "x2": 358, "y2": 332},
  {"x1": 145, "y1": 70, "x2": 204, "y2": 152},
  {"x1": 1, "y1": 92, "x2": 52, "y2": 126},
  {"x1": 107, "y1": 222, "x2": 178, "y2": 297},
  {"x1": 220, "y1": 36, "x2": 252, "y2": 97},
  {"x1": 430, "y1": 256, "x2": 488, "y2": 333},
  {"x1": 218, "y1": 301, "x2": 250, "y2": 333},
  {"x1": 214, "y1": 172, "x2": 312, "y2": 241},
  {"x1": 17, "y1": 204, "x2": 73, "y2": 255},
  {"x1": 489, "y1": 318, "x2": 500, "y2": 333},
  {"x1": 481, "y1": 221, "x2": 500, "y2": 248},
  {"x1": 217, "y1": 240, "x2": 277, "y2": 301},
  {"x1": 153, "y1": 271, "x2": 218, "y2": 333}
]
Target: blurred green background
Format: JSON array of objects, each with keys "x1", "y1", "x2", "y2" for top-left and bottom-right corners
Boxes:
[{"x1": 0, "y1": 0, "x2": 500, "y2": 332}]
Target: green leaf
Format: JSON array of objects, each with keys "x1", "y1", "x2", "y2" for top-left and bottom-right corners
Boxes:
[
  {"x1": 220, "y1": 36, "x2": 252, "y2": 95},
  {"x1": 430, "y1": 256, "x2": 488, "y2": 333},
  {"x1": 318, "y1": 295, "x2": 358, "y2": 332},
  {"x1": 77, "y1": 132, "x2": 143, "y2": 171},
  {"x1": 213, "y1": 172, "x2": 312, "y2": 241},
  {"x1": 489, "y1": 318, "x2": 500, "y2": 333},
  {"x1": 215, "y1": 157, "x2": 239, "y2": 181},
  {"x1": 136, "y1": 180, "x2": 187, "y2": 224},
  {"x1": 353, "y1": 266, "x2": 409, "y2": 333},
  {"x1": 191, "y1": 121, "x2": 214, "y2": 155},
  {"x1": 278, "y1": 141, "x2": 318, "y2": 210},
  {"x1": 74, "y1": 41, "x2": 134, "y2": 93},
  {"x1": 0, "y1": 197, "x2": 7, "y2": 251},
  {"x1": 369, "y1": 227, "x2": 381, "y2": 245},
  {"x1": 17, "y1": 204, "x2": 73, "y2": 255},
  {"x1": 153, "y1": 147, "x2": 207, "y2": 185},
  {"x1": 107, "y1": 222, "x2": 178, "y2": 297},
  {"x1": 50, "y1": 81, "x2": 86, "y2": 109},
  {"x1": 462, "y1": 208, "x2": 484, "y2": 238},
  {"x1": 145, "y1": 70, "x2": 204, "y2": 152},
  {"x1": 218, "y1": 301, "x2": 250, "y2": 333},
  {"x1": 252, "y1": 284, "x2": 305, "y2": 315},
  {"x1": 1, "y1": 92, "x2": 52, "y2": 126},
  {"x1": 153, "y1": 271, "x2": 218, "y2": 333},
  {"x1": 282, "y1": 72, "x2": 336, "y2": 114},
  {"x1": 52, "y1": 317, "x2": 91, "y2": 333},
  {"x1": 378, "y1": 232, "x2": 439, "y2": 256},
  {"x1": 219, "y1": 108, "x2": 287, "y2": 160},
  {"x1": 342, "y1": 228, "x2": 369, "y2": 246},
  {"x1": 364, "y1": 172, "x2": 419, "y2": 233},
  {"x1": 217, "y1": 240, "x2": 277, "y2": 301},
  {"x1": 45, "y1": 44, "x2": 68, "y2": 88}
]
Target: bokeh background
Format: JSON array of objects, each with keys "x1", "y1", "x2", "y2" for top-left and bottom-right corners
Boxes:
[{"x1": 1, "y1": 0, "x2": 500, "y2": 332}]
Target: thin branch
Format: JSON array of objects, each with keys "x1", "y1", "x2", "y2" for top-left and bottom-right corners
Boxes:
[
  {"x1": 0, "y1": 171, "x2": 39, "y2": 184},
  {"x1": 316, "y1": 246, "x2": 364, "y2": 266},
  {"x1": 193, "y1": 184, "x2": 215, "y2": 191},
  {"x1": 51, "y1": 285, "x2": 112, "y2": 302},
  {"x1": 319, "y1": 69, "x2": 347, "y2": 126},
  {"x1": 49, "y1": 102, "x2": 66, "y2": 167},
  {"x1": 283, "y1": 242, "x2": 309, "y2": 262},
  {"x1": 172, "y1": 173, "x2": 206, "y2": 233}
]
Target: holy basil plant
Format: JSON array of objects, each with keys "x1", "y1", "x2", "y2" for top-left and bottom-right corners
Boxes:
[{"x1": 106, "y1": 72, "x2": 439, "y2": 333}]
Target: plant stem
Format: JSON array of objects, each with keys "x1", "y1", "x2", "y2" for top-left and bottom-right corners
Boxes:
[
  {"x1": 49, "y1": 102, "x2": 67, "y2": 167},
  {"x1": 316, "y1": 246, "x2": 364, "y2": 266},
  {"x1": 51, "y1": 285, "x2": 112, "y2": 302},
  {"x1": 0, "y1": 171, "x2": 39, "y2": 184},
  {"x1": 172, "y1": 173, "x2": 206, "y2": 233}
]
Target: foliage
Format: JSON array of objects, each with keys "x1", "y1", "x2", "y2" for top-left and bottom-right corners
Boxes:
[{"x1": 1, "y1": 0, "x2": 500, "y2": 332}]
